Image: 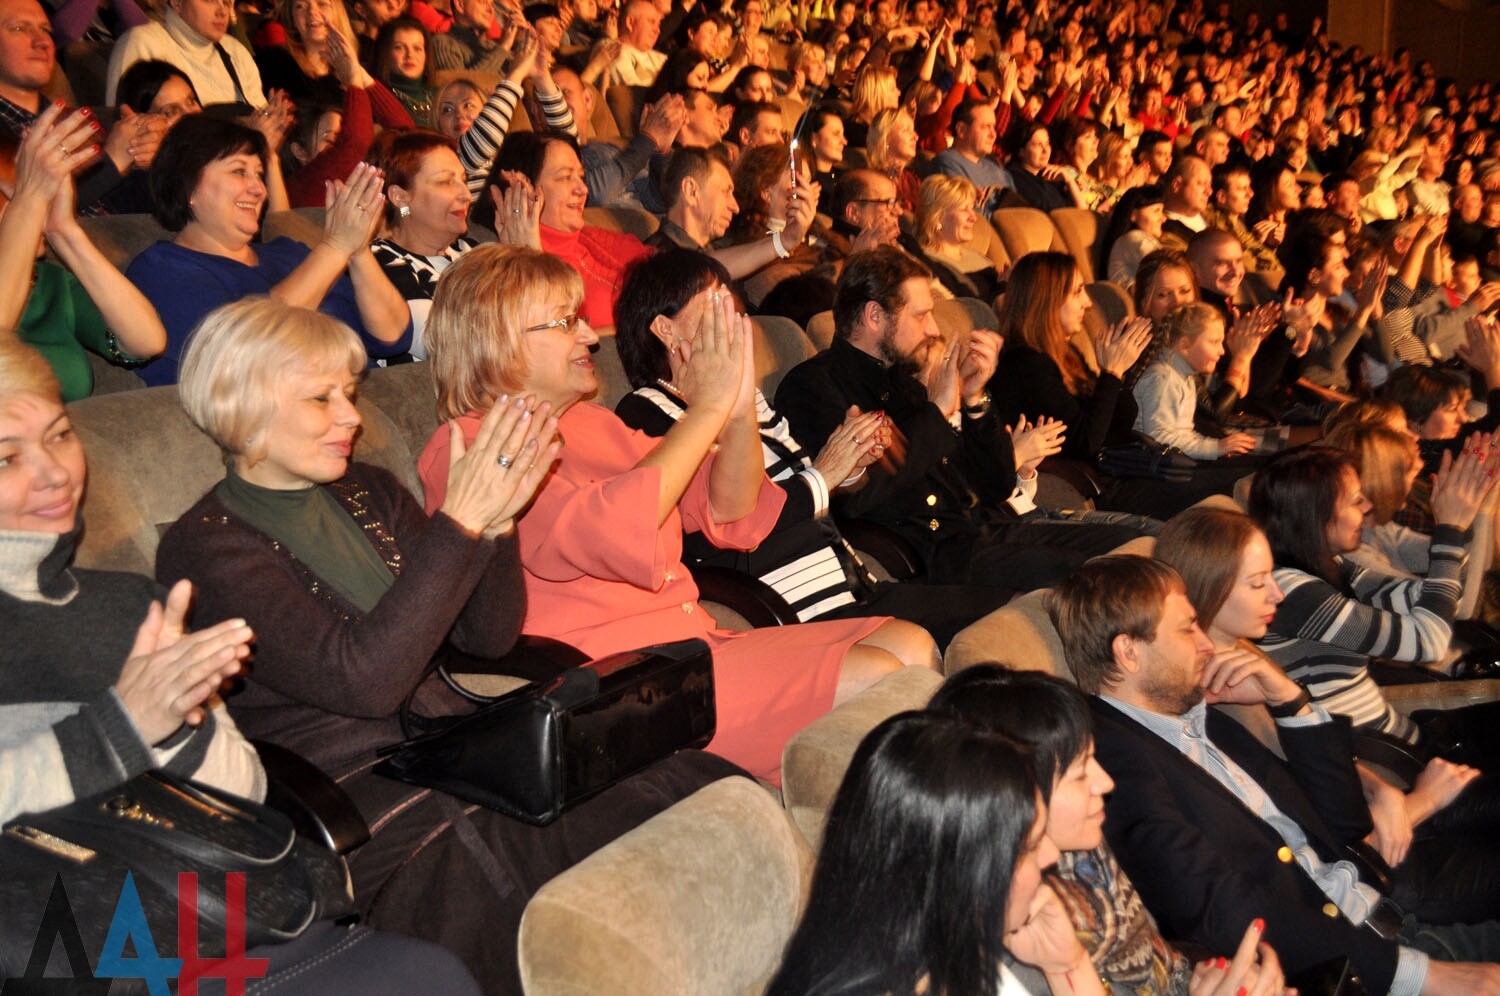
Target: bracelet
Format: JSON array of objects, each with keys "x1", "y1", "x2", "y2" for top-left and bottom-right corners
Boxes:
[
  {"x1": 770, "y1": 230, "x2": 791, "y2": 259},
  {"x1": 766, "y1": 217, "x2": 787, "y2": 234},
  {"x1": 1267, "y1": 687, "x2": 1312, "y2": 718},
  {"x1": 961, "y1": 391, "x2": 992, "y2": 418},
  {"x1": 840, "y1": 467, "x2": 866, "y2": 487}
]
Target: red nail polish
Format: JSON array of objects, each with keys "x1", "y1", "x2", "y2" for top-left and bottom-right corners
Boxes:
[
  {"x1": 1252, "y1": 917, "x2": 1265, "y2": 933},
  {"x1": 80, "y1": 107, "x2": 91, "y2": 117},
  {"x1": 1237, "y1": 989, "x2": 1248, "y2": 996}
]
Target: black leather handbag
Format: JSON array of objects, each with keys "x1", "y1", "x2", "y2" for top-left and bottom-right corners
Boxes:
[
  {"x1": 1098, "y1": 435, "x2": 1198, "y2": 482},
  {"x1": 1, "y1": 772, "x2": 355, "y2": 972},
  {"x1": 375, "y1": 638, "x2": 717, "y2": 826}
]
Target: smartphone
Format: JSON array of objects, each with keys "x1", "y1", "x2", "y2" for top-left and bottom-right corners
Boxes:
[{"x1": 788, "y1": 138, "x2": 800, "y2": 190}]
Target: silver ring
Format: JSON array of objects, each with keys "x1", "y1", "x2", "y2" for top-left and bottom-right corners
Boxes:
[
  {"x1": 513, "y1": 208, "x2": 521, "y2": 214},
  {"x1": 497, "y1": 454, "x2": 513, "y2": 469}
]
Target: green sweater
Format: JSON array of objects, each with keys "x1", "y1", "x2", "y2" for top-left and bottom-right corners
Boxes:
[{"x1": 20, "y1": 260, "x2": 112, "y2": 403}]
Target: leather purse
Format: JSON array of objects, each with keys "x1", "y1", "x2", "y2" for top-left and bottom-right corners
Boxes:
[
  {"x1": 375, "y1": 638, "x2": 717, "y2": 826},
  {"x1": 1097, "y1": 435, "x2": 1198, "y2": 482},
  {"x1": 1, "y1": 772, "x2": 355, "y2": 969}
]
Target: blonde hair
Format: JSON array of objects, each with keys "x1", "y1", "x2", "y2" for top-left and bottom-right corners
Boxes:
[
  {"x1": 915, "y1": 173, "x2": 977, "y2": 252},
  {"x1": 850, "y1": 65, "x2": 898, "y2": 123},
  {"x1": 1159, "y1": 301, "x2": 1224, "y2": 348},
  {"x1": 178, "y1": 297, "x2": 365, "y2": 463},
  {"x1": 278, "y1": 0, "x2": 355, "y2": 56},
  {"x1": 431, "y1": 78, "x2": 483, "y2": 132},
  {"x1": 1322, "y1": 422, "x2": 1419, "y2": 525},
  {"x1": 426, "y1": 245, "x2": 584, "y2": 421},
  {"x1": 866, "y1": 106, "x2": 914, "y2": 173},
  {"x1": 0, "y1": 338, "x2": 61, "y2": 402}
]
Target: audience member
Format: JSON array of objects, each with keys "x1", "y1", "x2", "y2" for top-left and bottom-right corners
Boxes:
[{"x1": 106, "y1": 0, "x2": 265, "y2": 105}]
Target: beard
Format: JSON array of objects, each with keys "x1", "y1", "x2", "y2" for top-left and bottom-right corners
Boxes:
[
  {"x1": 1139, "y1": 658, "x2": 1205, "y2": 716},
  {"x1": 878, "y1": 321, "x2": 931, "y2": 379}
]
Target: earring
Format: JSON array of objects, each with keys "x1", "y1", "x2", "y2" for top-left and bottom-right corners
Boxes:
[{"x1": 398, "y1": 204, "x2": 411, "y2": 219}]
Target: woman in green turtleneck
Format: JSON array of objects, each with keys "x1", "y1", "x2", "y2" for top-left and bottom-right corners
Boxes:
[{"x1": 373, "y1": 17, "x2": 436, "y2": 125}]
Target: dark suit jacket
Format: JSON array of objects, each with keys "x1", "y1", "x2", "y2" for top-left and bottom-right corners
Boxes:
[
  {"x1": 774, "y1": 337, "x2": 1019, "y2": 575},
  {"x1": 1089, "y1": 698, "x2": 1401, "y2": 993}
]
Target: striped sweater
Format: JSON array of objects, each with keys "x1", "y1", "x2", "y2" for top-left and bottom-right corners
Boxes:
[{"x1": 1256, "y1": 524, "x2": 1469, "y2": 743}]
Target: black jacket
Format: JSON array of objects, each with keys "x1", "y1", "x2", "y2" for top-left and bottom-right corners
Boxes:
[{"x1": 1090, "y1": 698, "x2": 1400, "y2": 994}]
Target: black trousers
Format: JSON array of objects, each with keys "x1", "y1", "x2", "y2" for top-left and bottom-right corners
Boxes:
[
  {"x1": 943, "y1": 515, "x2": 1153, "y2": 592},
  {"x1": 823, "y1": 580, "x2": 1014, "y2": 650}
]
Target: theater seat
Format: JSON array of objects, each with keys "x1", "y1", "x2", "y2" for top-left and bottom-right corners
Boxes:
[
  {"x1": 780, "y1": 666, "x2": 944, "y2": 849},
  {"x1": 989, "y1": 206, "x2": 1067, "y2": 261},
  {"x1": 582, "y1": 204, "x2": 661, "y2": 241},
  {"x1": 518, "y1": 776, "x2": 811, "y2": 996},
  {"x1": 1050, "y1": 207, "x2": 1104, "y2": 283}
]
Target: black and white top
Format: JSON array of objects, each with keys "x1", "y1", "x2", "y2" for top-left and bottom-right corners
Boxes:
[
  {"x1": 370, "y1": 236, "x2": 479, "y2": 361},
  {"x1": 616, "y1": 386, "x2": 863, "y2": 621}
]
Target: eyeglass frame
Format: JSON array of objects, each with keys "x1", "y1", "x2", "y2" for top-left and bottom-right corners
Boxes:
[{"x1": 524, "y1": 313, "x2": 584, "y2": 334}]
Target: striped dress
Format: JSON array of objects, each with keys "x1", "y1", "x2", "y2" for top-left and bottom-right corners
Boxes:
[{"x1": 1255, "y1": 524, "x2": 1469, "y2": 743}]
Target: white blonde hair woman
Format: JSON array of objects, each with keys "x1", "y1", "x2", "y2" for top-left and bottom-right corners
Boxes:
[{"x1": 158, "y1": 296, "x2": 735, "y2": 994}]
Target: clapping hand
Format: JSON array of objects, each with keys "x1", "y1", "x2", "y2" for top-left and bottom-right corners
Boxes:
[
  {"x1": 321, "y1": 161, "x2": 387, "y2": 256},
  {"x1": 491, "y1": 170, "x2": 544, "y2": 249},
  {"x1": 922, "y1": 333, "x2": 963, "y2": 419},
  {"x1": 13, "y1": 103, "x2": 101, "y2": 208},
  {"x1": 246, "y1": 90, "x2": 296, "y2": 153},
  {"x1": 1011, "y1": 414, "x2": 1066, "y2": 474},
  {"x1": 115, "y1": 580, "x2": 253, "y2": 745},
  {"x1": 813, "y1": 406, "x2": 889, "y2": 486},
  {"x1": 1094, "y1": 315, "x2": 1153, "y2": 378},
  {"x1": 442, "y1": 394, "x2": 562, "y2": 539},
  {"x1": 960, "y1": 329, "x2": 1002, "y2": 402},
  {"x1": 677, "y1": 288, "x2": 752, "y2": 422},
  {"x1": 1428, "y1": 441, "x2": 1500, "y2": 533}
]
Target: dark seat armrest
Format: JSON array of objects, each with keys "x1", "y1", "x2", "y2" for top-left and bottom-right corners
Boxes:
[
  {"x1": 437, "y1": 636, "x2": 591, "y2": 702},
  {"x1": 1352, "y1": 728, "x2": 1427, "y2": 787},
  {"x1": 1368, "y1": 658, "x2": 1452, "y2": 686},
  {"x1": 1037, "y1": 455, "x2": 1104, "y2": 500},
  {"x1": 1344, "y1": 839, "x2": 1394, "y2": 895},
  {"x1": 835, "y1": 517, "x2": 926, "y2": 581},
  {"x1": 253, "y1": 739, "x2": 371, "y2": 855},
  {"x1": 689, "y1": 565, "x2": 800, "y2": 628}
]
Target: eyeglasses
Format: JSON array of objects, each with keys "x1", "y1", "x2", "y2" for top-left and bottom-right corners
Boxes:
[
  {"x1": 853, "y1": 197, "x2": 900, "y2": 208},
  {"x1": 524, "y1": 313, "x2": 583, "y2": 334}
]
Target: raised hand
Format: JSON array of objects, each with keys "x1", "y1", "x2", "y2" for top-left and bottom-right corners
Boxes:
[
  {"x1": 922, "y1": 334, "x2": 963, "y2": 419},
  {"x1": 1226, "y1": 303, "x2": 1277, "y2": 362},
  {"x1": 1428, "y1": 441, "x2": 1500, "y2": 532},
  {"x1": 1094, "y1": 315, "x2": 1153, "y2": 378},
  {"x1": 639, "y1": 94, "x2": 687, "y2": 154},
  {"x1": 491, "y1": 170, "x2": 544, "y2": 248},
  {"x1": 442, "y1": 394, "x2": 562, "y2": 538},
  {"x1": 506, "y1": 25, "x2": 540, "y2": 83},
  {"x1": 115, "y1": 580, "x2": 253, "y2": 744},
  {"x1": 677, "y1": 287, "x2": 746, "y2": 418},
  {"x1": 13, "y1": 103, "x2": 100, "y2": 206},
  {"x1": 325, "y1": 25, "x2": 373, "y2": 88},
  {"x1": 246, "y1": 90, "x2": 296, "y2": 152},
  {"x1": 1011, "y1": 414, "x2": 1067, "y2": 474},
  {"x1": 959, "y1": 328, "x2": 1002, "y2": 403},
  {"x1": 321, "y1": 161, "x2": 387, "y2": 257}
]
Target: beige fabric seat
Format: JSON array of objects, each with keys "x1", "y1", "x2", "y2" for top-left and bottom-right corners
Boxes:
[
  {"x1": 780, "y1": 667, "x2": 943, "y2": 849},
  {"x1": 582, "y1": 204, "x2": 661, "y2": 241},
  {"x1": 989, "y1": 206, "x2": 1067, "y2": 260},
  {"x1": 1051, "y1": 207, "x2": 1105, "y2": 283},
  {"x1": 518, "y1": 777, "x2": 811, "y2": 996}
]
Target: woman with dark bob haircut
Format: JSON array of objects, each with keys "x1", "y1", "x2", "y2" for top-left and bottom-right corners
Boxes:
[
  {"x1": 1248, "y1": 445, "x2": 1500, "y2": 770},
  {"x1": 126, "y1": 115, "x2": 411, "y2": 386},
  {"x1": 768, "y1": 710, "x2": 1075, "y2": 996},
  {"x1": 613, "y1": 249, "x2": 1010, "y2": 648},
  {"x1": 931, "y1": 665, "x2": 1286, "y2": 996}
]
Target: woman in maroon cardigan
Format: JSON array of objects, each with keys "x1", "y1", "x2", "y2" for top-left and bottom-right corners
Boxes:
[{"x1": 156, "y1": 297, "x2": 738, "y2": 994}]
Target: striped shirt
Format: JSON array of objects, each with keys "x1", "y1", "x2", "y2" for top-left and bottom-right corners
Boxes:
[
  {"x1": 1256, "y1": 524, "x2": 1469, "y2": 743},
  {"x1": 626, "y1": 388, "x2": 859, "y2": 621}
]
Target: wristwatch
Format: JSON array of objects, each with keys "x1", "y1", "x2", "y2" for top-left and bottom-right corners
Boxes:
[{"x1": 1267, "y1": 687, "x2": 1312, "y2": 718}]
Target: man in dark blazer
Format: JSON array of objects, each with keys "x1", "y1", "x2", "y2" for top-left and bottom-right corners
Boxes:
[
  {"x1": 1049, "y1": 554, "x2": 1500, "y2": 996},
  {"x1": 773, "y1": 246, "x2": 1146, "y2": 591}
]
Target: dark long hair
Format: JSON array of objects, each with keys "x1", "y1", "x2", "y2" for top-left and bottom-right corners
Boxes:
[
  {"x1": 929, "y1": 666, "x2": 1091, "y2": 800},
  {"x1": 1247, "y1": 446, "x2": 1356, "y2": 586},
  {"x1": 767, "y1": 711, "x2": 1037, "y2": 996},
  {"x1": 615, "y1": 249, "x2": 732, "y2": 388}
]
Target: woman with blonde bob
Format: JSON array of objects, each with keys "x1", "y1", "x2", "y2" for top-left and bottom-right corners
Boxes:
[
  {"x1": 866, "y1": 106, "x2": 921, "y2": 213},
  {"x1": 911, "y1": 174, "x2": 1003, "y2": 302},
  {"x1": 846, "y1": 64, "x2": 899, "y2": 149},
  {"x1": 158, "y1": 297, "x2": 734, "y2": 994},
  {"x1": 418, "y1": 245, "x2": 939, "y2": 784},
  {"x1": 0, "y1": 339, "x2": 484, "y2": 996}
]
